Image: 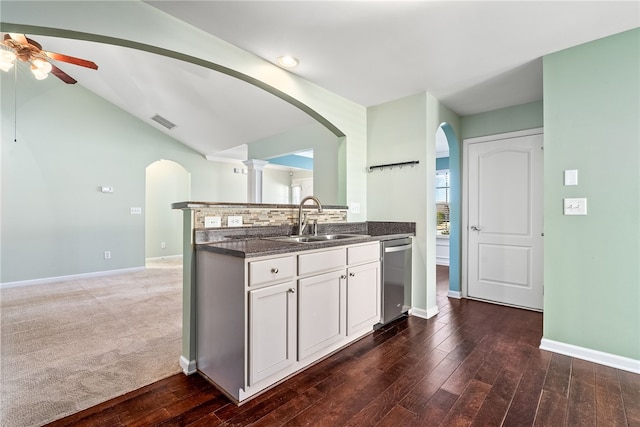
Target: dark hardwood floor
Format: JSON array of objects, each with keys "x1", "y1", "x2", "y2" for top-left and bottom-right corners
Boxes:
[{"x1": 47, "y1": 266, "x2": 640, "y2": 426}]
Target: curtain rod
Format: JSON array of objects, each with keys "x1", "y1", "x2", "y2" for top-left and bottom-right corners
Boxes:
[{"x1": 368, "y1": 160, "x2": 419, "y2": 172}]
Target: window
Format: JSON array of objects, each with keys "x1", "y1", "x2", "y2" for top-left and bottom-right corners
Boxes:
[{"x1": 436, "y1": 169, "x2": 450, "y2": 236}]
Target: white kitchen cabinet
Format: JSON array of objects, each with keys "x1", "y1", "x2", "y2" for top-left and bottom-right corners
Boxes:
[
  {"x1": 347, "y1": 261, "x2": 380, "y2": 335},
  {"x1": 248, "y1": 281, "x2": 297, "y2": 385},
  {"x1": 195, "y1": 240, "x2": 380, "y2": 404},
  {"x1": 298, "y1": 269, "x2": 346, "y2": 360}
]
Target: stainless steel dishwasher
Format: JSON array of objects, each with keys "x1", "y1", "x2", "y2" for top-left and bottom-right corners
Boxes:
[{"x1": 379, "y1": 237, "x2": 412, "y2": 325}]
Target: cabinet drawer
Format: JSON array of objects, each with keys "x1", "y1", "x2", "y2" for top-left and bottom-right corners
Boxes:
[
  {"x1": 347, "y1": 242, "x2": 380, "y2": 266},
  {"x1": 249, "y1": 256, "x2": 294, "y2": 286},
  {"x1": 298, "y1": 248, "x2": 346, "y2": 276}
]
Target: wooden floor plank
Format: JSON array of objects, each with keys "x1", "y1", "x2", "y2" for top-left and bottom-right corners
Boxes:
[
  {"x1": 595, "y1": 364, "x2": 628, "y2": 426},
  {"x1": 566, "y1": 358, "x2": 596, "y2": 427},
  {"x1": 543, "y1": 352, "x2": 572, "y2": 398},
  {"x1": 619, "y1": 369, "x2": 640, "y2": 425},
  {"x1": 534, "y1": 390, "x2": 568, "y2": 426},
  {"x1": 439, "y1": 379, "x2": 492, "y2": 426}
]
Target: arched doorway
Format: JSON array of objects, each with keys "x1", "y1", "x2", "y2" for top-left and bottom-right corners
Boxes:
[
  {"x1": 435, "y1": 123, "x2": 461, "y2": 297},
  {"x1": 145, "y1": 160, "x2": 190, "y2": 260}
]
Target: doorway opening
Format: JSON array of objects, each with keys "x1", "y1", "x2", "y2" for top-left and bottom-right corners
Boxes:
[
  {"x1": 145, "y1": 159, "x2": 190, "y2": 261},
  {"x1": 434, "y1": 123, "x2": 461, "y2": 298}
]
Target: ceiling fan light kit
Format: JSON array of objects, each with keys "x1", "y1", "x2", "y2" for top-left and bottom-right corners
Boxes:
[{"x1": 0, "y1": 33, "x2": 98, "y2": 84}]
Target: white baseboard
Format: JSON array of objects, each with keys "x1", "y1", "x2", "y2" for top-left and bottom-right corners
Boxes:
[
  {"x1": 0, "y1": 267, "x2": 146, "y2": 289},
  {"x1": 180, "y1": 356, "x2": 197, "y2": 375},
  {"x1": 410, "y1": 305, "x2": 439, "y2": 320},
  {"x1": 447, "y1": 290, "x2": 462, "y2": 299},
  {"x1": 540, "y1": 338, "x2": 640, "y2": 374},
  {"x1": 146, "y1": 255, "x2": 183, "y2": 261},
  {"x1": 436, "y1": 257, "x2": 450, "y2": 266}
]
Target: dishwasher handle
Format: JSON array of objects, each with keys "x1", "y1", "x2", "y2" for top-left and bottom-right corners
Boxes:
[{"x1": 384, "y1": 243, "x2": 412, "y2": 253}]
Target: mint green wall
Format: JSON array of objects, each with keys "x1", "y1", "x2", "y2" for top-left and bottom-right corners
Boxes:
[
  {"x1": 543, "y1": 29, "x2": 639, "y2": 360},
  {"x1": 247, "y1": 124, "x2": 341, "y2": 204},
  {"x1": 368, "y1": 93, "x2": 428, "y2": 310},
  {"x1": 0, "y1": 70, "x2": 247, "y2": 283},
  {"x1": 461, "y1": 100, "x2": 543, "y2": 140},
  {"x1": 367, "y1": 92, "x2": 461, "y2": 315}
]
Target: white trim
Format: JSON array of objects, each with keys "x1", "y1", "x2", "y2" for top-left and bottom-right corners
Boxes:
[
  {"x1": 447, "y1": 291, "x2": 462, "y2": 299},
  {"x1": 436, "y1": 257, "x2": 450, "y2": 266},
  {"x1": 410, "y1": 305, "x2": 439, "y2": 320},
  {"x1": 0, "y1": 267, "x2": 146, "y2": 289},
  {"x1": 180, "y1": 356, "x2": 197, "y2": 375},
  {"x1": 464, "y1": 127, "x2": 544, "y2": 145},
  {"x1": 540, "y1": 338, "x2": 640, "y2": 374},
  {"x1": 145, "y1": 254, "x2": 184, "y2": 262}
]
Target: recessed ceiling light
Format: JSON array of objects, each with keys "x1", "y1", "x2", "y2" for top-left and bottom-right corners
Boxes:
[{"x1": 277, "y1": 56, "x2": 299, "y2": 68}]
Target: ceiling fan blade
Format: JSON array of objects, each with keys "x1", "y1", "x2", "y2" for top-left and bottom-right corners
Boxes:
[
  {"x1": 43, "y1": 51, "x2": 98, "y2": 70},
  {"x1": 50, "y1": 64, "x2": 77, "y2": 84},
  {"x1": 8, "y1": 33, "x2": 28, "y2": 45}
]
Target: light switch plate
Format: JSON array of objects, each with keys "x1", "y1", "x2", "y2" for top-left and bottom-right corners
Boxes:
[
  {"x1": 228, "y1": 216, "x2": 243, "y2": 227},
  {"x1": 564, "y1": 198, "x2": 587, "y2": 215},
  {"x1": 204, "y1": 216, "x2": 221, "y2": 228},
  {"x1": 130, "y1": 207, "x2": 142, "y2": 215},
  {"x1": 350, "y1": 203, "x2": 360, "y2": 214},
  {"x1": 564, "y1": 169, "x2": 578, "y2": 186}
]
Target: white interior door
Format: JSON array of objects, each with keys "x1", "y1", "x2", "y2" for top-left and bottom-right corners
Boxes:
[{"x1": 466, "y1": 132, "x2": 543, "y2": 310}]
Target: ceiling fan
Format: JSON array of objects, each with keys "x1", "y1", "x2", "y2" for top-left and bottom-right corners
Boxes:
[{"x1": 0, "y1": 33, "x2": 98, "y2": 84}]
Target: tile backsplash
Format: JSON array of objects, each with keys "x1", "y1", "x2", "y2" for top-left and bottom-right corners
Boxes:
[{"x1": 194, "y1": 207, "x2": 348, "y2": 229}]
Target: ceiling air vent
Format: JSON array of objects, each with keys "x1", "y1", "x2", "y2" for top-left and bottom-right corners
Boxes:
[{"x1": 151, "y1": 114, "x2": 177, "y2": 130}]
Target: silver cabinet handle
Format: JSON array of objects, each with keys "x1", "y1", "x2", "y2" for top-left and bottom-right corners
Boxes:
[
  {"x1": 288, "y1": 288, "x2": 296, "y2": 294},
  {"x1": 384, "y1": 243, "x2": 412, "y2": 253},
  {"x1": 271, "y1": 268, "x2": 279, "y2": 274},
  {"x1": 470, "y1": 225, "x2": 482, "y2": 231}
]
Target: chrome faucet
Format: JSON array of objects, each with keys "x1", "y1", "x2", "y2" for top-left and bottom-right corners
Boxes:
[{"x1": 297, "y1": 196, "x2": 323, "y2": 235}]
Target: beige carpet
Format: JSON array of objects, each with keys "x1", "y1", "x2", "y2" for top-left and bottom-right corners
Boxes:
[{"x1": 0, "y1": 258, "x2": 183, "y2": 427}]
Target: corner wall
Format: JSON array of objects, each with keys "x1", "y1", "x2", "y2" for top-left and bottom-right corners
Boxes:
[
  {"x1": 367, "y1": 92, "x2": 460, "y2": 316},
  {"x1": 542, "y1": 28, "x2": 639, "y2": 362}
]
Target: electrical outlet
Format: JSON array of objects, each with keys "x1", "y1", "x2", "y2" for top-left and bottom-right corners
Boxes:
[
  {"x1": 104, "y1": 251, "x2": 111, "y2": 259},
  {"x1": 228, "y1": 216, "x2": 243, "y2": 227},
  {"x1": 205, "y1": 216, "x2": 222, "y2": 228},
  {"x1": 160, "y1": 242, "x2": 166, "y2": 249}
]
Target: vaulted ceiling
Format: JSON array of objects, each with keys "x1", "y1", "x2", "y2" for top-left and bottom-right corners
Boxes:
[{"x1": 2, "y1": 1, "x2": 638, "y2": 158}]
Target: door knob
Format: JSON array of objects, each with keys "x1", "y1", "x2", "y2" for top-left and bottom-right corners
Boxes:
[
  {"x1": 288, "y1": 288, "x2": 296, "y2": 294},
  {"x1": 470, "y1": 225, "x2": 482, "y2": 231}
]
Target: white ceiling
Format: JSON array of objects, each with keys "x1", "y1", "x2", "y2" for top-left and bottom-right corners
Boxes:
[{"x1": 7, "y1": 1, "x2": 639, "y2": 158}]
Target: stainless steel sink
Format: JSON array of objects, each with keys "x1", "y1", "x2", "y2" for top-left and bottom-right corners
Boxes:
[{"x1": 264, "y1": 234, "x2": 368, "y2": 243}]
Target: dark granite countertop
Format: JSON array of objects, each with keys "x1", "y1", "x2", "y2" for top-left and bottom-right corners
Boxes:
[{"x1": 196, "y1": 221, "x2": 415, "y2": 258}]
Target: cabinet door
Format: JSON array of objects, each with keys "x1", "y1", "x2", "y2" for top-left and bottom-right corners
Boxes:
[
  {"x1": 347, "y1": 262, "x2": 381, "y2": 335},
  {"x1": 298, "y1": 269, "x2": 346, "y2": 360},
  {"x1": 249, "y1": 282, "x2": 296, "y2": 386}
]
